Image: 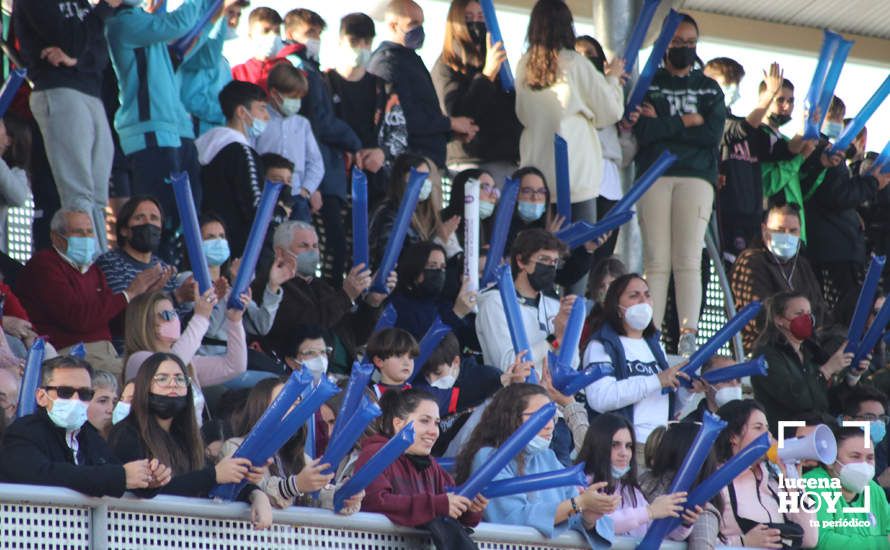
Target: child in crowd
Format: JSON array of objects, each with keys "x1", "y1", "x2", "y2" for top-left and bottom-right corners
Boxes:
[
  {"x1": 366, "y1": 328, "x2": 418, "y2": 398},
  {"x1": 231, "y1": 7, "x2": 287, "y2": 89},
  {"x1": 87, "y1": 369, "x2": 119, "y2": 440}
]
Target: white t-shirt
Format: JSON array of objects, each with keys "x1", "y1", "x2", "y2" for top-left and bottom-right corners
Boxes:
[{"x1": 583, "y1": 336, "x2": 677, "y2": 443}]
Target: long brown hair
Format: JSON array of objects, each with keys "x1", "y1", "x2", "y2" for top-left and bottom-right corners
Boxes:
[
  {"x1": 523, "y1": 0, "x2": 576, "y2": 90},
  {"x1": 454, "y1": 384, "x2": 549, "y2": 482},
  {"x1": 752, "y1": 291, "x2": 809, "y2": 350},
  {"x1": 440, "y1": 0, "x2": 485, "y2": 73},
  {"x1": 110, "y1": 353, "x2": 204, "y2": 475},
  {"x1": 386, "y1": 153, "x2": 443, "y2": 241},
  {"x1": 124, "y1": 291, "x2": 170, "y2": 363}
]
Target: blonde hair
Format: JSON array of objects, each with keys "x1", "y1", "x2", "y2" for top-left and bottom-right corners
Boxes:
[{"x1": 123, "y1": 292, "x2": 170, "y2": 368}]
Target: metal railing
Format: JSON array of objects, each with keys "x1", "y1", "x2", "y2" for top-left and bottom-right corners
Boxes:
[{"x1": 0, "y1": 483, "x2": 742, "y2": 549}]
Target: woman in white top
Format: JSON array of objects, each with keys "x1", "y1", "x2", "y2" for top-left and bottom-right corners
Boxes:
[
  {"x1": 514, "y1": 0, "x2": 624, "y2": 227},
  {"x1": 582, "y1": 273, "x2": 689, "y2": 468}
]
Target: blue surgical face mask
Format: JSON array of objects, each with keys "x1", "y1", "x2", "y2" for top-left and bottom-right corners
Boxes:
[
  {"x1": 112, "y1": 401, "x2": 131, "y2": 425},
  {"x1": 767, "y1": 232, "x2": 800, "y2": 262},
  {"x1": 247, "y1": 114, "x2": 267, "y2": 139},
  {"x1": 721, "y1": 83, "x2": 741, "y2": 108},
  {"x1": 47, "y1": 398, "x2": 88, "y2": 431},
  {"x1": 517, "y1": 201, "x2": 545, "y2": 222},
  {"x1": 65, "y1": 236, "x2": 96, "y2": 268},
  {"x1": 418, "y1": 178, "x2": 433, "y2": 201},
  {"x1": 823, "y1": 120, "x2": 844, "y2": 140},
  {"x1": 279, "y1": 96, "x2": 302, "y2": 117},
  {"x1": 478, "y1": 201, "x2": 496, "y2": 219},
  {"x1": 202, "y1": 238, "x2": 231, "y2": 266},
  {"x1": 404, "y1": 25, "x2": 425, "y2": 50},
  {"x1": 611, "y1": 464, "x2": 631, "y2": 479},
  {"x1": 870, "y1": 420, "x2": 886, "y2": 444},
  {"x1": 224, "y1": 25, "x2": 238, "y2": 41},
  {"x1": 525, "y1": 434, "x2": 551, "y2": 455}
]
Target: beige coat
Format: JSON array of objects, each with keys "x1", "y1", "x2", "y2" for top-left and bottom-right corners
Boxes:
[{"x1": 516, "y1": 49, "x2": 624, "y2": 203}]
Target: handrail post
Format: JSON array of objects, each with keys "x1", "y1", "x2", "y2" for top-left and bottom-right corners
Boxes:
[{"x1": 90, "y1": 502, "x2": 109, "y2": 550}]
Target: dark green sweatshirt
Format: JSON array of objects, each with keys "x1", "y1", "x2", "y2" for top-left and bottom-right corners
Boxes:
[{"x1": 633, "y1": 68, "x2": 726, "y2": 185}]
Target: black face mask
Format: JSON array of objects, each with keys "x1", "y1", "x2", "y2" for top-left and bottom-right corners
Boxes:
[
  {"x1": 588, "y1": 55, "x2": 605, "y2": 74},
  {"x1": 466, "y1": 21, "x2": 486, "y2": 48},
  {"x1": 148, "y1": 393, "x2": 189, "y2": 420},
  {"x1": 667, "y1": 46, "x2": 696, "y2": 69},
  {"x1": 128, "y1": 224, "x2": 162, "y2": 254},
  {"x1": 527, "y1": 262, "x2": 556, "y2": 292},
  {"x1": 417, "y1": 268, "x2": 446, "y2": 298},
  {"x1": 769, "y1": 113, "x2": 792, "y2": 127}
]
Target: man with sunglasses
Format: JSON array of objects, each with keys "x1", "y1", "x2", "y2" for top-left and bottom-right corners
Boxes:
[{"x1": 0, "y1": 357, "x2": 171, "y2": 497}]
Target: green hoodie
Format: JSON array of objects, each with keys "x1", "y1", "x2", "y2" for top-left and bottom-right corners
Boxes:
[
  {"x1": 632, "y1": 68, "x2": 726, "y2": 186},
  {"x1": 803, "y1": 466, "x2": 890, "y2": 549}
]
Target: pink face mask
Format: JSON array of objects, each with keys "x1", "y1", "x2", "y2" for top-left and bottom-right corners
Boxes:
[{"x1": 157, "y1": 317, "x2": 181, "y2": 343}]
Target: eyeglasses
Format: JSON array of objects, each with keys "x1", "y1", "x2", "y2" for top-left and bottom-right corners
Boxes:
[
  {"x1": 480, "y1": 182, "x2": 501, "y2": 200},
  {"x1": 519, "y1": 187, "x2": 548, "y2": 199},
  {"x1": 158, "y1": 310, "x2": 178, "y2": 321},
  {"x1": 857, "y1": 414, "x2": 890, "y2": 424},
  {"x1": 152, "y1": 374, "x2": 189, "y2": 388},
  {"x1": 534, "y1": 256, "x2": 561, "y2": 268},
  {"x1": 298, "y1": 347, "x2": 332, "y2": 359},
  {"x1": 44, "y1": 386, "x2": 94, "y2": 401}
]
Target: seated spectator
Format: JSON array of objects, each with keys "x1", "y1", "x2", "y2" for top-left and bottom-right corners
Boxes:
[
  {"x1": 253, "y1": 221, "x2": 395, "y2": 375},
  {"x1": 221, "y1": 376, "x2": 363, "y2": 513},
  {"x1": 714, "y1": 399, "x2": 817, "y2": 547},
  {"x1": 369, "y1": 153, "x2": 459, "y2": 269},
  {"x1": 682, "y1": 356, "x2": 743, "y2": 422},
  {"x1": 0, "y1": 279, "x2": 38, "y2": 352},
  {"x1": 751, "y1": 291, "x2": 866, "y2": 435},
  {"x1": 112, "y1": 381, "x2": 135, "y2": 427},
  {"x1": 582, "y1": 273, "x2": 689, "y2": 461},
  {"x1": 455, "y1": 384, "x2": 614, "y2": 545},
  {"x1": 803, "y1": 425, "x2": 890, "y2": 547},
  {"x1": 194, "y1": 214, "x2": 292, "y2": 372},
  {"x1": 431, "y1": 0, "x2": 520, "y2": 184},
  {"x1": 231, "y1": 7, "x2": 285, "y2": 90},
  {"x1": 838, "y1": 385, "x2": 890, "y2": 493},
  {"x1": 369, "y1": 0, "x2": 478, "y2": 170},
  {"x1": 360, "y1": 388, "x2": 486, "y2": 540},
  {"x1": 16, "y1": 208, "x2": 159, "y2": 374},
  {"x1": 731, "y1": 202, "x2": 830, "y2": 352},
  {"x1": 390, "y1": 241, "x2": 476, "y2": 346},
  {"x1": 476, "y1": 229, "x2": 574, "y2": 372},
  {"x1": 639, "y1": 422, "x2": 722, "y2": 547},
  {"x1": 0, "y1": 356, "x2": 169, "y2": 497},
  {"x1": 108, "y1": 352, "x2": 271, "y2": 528},
  {"x1": 367, "y1": 328, "x2": 418, "y2": 398},
  {"x1": 0, "y1": 366, "x2": 19, "y2": 423},
  {"x1": 254, "y1": 64, "x2": 324, "y2": 224},
  {"x1": 440, "y1": 168, "x2": 499, "y2": 250},
  {"x1": 196, "y1": 80, "x2": 269, "y2": 258},
  {"x1": 280, "y1": 325, "x2": 331, "y2": 382},
  {"x1": 413, "y1": 332, "x2": 530, "y2": 453},
  {"x1": 838, "y1": 291, "x2": 887, "y2": 378},
  {"x1": 87, "y1": 369, "x2": 118, "y2": 440},
  {"x1": 123, "y1": 290, "x2": 248, "y2": 423},
  {"x1": 576, "y1": 413, "x2": 700, "y2": 539},
  {"x1": 105, "y1": 0, "x2": 208, "y2": 264}
]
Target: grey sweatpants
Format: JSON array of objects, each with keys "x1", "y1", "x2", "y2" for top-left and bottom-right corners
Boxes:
[{"x1": 30, "y1": 88, "x2": 112, "y2": 250}]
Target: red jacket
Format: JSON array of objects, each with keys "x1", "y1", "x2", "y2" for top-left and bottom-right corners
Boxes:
[
  {"x1": 0, "y1": 281, "x2": 30, "y2": 320},
  {"x1": 357, "y1": 433, "x2": 482, "y2": 528},
  {"x1": 15, "y1": 249, "x2": 127, "y2": 349},
  {"x1": 230, "y1": 43, "x2": 304, "y2": 91}
]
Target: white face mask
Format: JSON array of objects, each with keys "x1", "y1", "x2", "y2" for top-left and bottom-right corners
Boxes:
[
  {"x1": 418, "y1": 178, "x2": 433, "y2": 201},
  {"x1": 112, "y1": 401, "x2": 131, "y2": 425},
  {"x1": 714, "y1": 385, "x2": 743, "y2": 408},
  {"x1": 47, "y1": 398, "x2": 88, "y2": 431},
  {"x1": 304, "y1": 355, "x2": 328, "y2": 380},
  {"x1": 621, "y1": 303, "x2": 653, "y2": 331},
  {"x1": 336, "y1": 45, "x2": 371, "y2": 69},
  {"x1": 430, "y1": 364, "x2": 458, "y2": 389},
  {"x1": 837, "y1": 460, "x2": 874, "y2": 493},
  {"x1": 721, "y1": 83, "x2": 740, "y2": 108},
  {"x1": 253, "y1": 33, "x2": 282, "y2": 59},
  {"x1": 304, "y1": 38, "x2": 321, "y2": 61}
]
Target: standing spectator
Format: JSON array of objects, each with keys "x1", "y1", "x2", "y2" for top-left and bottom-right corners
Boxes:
[
  {"x1": 369, "y1": 0, "x2": 478, "y2": 170},
  {"x1": 432, "y1": 0, "x2": 521, "y2": 185},
  {"x1": 14, "y1": 0, "x2": 119, "y2": 251},
  {"x1": 105, "y1": 0, "x2": 211, "y2": 264},
  {"x1": 230, "y1": 7, "x2": 285, "y2": 90},
  {"x1": 16, "y1": 208, "x2": 159, "y2": 374},
  {"x1": 632, "y1": 14, "x2": 726, "y2": 355},
  {"x1": 515, "y1": 0, "x2": 624, "y2": 229},
  {"x1": 0, "y1": 367, "x2": 19, "y2": 423},
  {"x1": 325, "y1": 13, "x2": 389, "y2": 204}
]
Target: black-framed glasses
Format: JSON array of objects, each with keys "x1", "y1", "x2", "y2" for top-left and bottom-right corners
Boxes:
[
  {"x1": 519, "y1": 187, "x2": 548, "y2": 199},
  {"x1": 44, "y1": 386, "x2": 94, "y2": 401},
  {"x1": 152, "y1": 373, "x2": 189, "y2": 388}
]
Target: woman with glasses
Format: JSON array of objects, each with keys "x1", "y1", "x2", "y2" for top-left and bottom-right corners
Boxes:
[
  {"x1": 713, "y1": 399, "x2": 816, "y2": 548},
  {"x1": 515, "y1": 0, "x2": 624, "y2": 228},
  {"x1": 108, "y1": 353, "x2": 273, "y2": 530},
  {"x1": 582, "y1": 274, "x2": 689, "y2": 468},
  {"x1": 631, "y1": 13, "x2": 727, "y2": 357},
  {"x1": 122, "y1": 290, "x2": 250, "y2": 425},
  {"x1": 432, "y1": 0, "x2": 521, "y2": 186}
]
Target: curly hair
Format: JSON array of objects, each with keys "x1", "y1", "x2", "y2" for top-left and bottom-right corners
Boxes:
[
  {"x1": 454, "y1": 383, "x2": 550, "y2": 482},
  {"x1": 523, "y1": 0, "x2": 576, "y2": 90}
]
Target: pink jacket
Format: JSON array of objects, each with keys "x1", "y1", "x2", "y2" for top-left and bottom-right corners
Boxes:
[
  {"x1": 610, "y1": 482, "x2": 692, "y2": 540},
  {"x1": 124, "y1": 314, "x2": 247, "y2": 388}
]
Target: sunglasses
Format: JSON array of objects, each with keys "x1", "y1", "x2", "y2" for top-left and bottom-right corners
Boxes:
[
  {"x1": 44, "y1": 386, "x2": 94, "y2": 401},
  {"x1": 159, "y1": 310, "x2": 178, "y2": 321}
]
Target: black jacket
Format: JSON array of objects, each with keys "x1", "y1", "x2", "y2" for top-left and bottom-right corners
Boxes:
[
  {"x1": 431, "y1": 57, "x2": 520, "y2": 165},
  {"x1": 368, "y1": 41, "x2": 451, "y2": 168},
  {"x1": 13, "y1": 0, "x2": 112, "y2": 97},
  {"x1": 0, "y1": 409, "x2": 126, "y2": 497}
]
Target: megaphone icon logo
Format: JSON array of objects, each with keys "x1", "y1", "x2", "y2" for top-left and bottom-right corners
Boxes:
[{"x1": 768, "y1": 424, "x2": 837, "y2": 464}]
